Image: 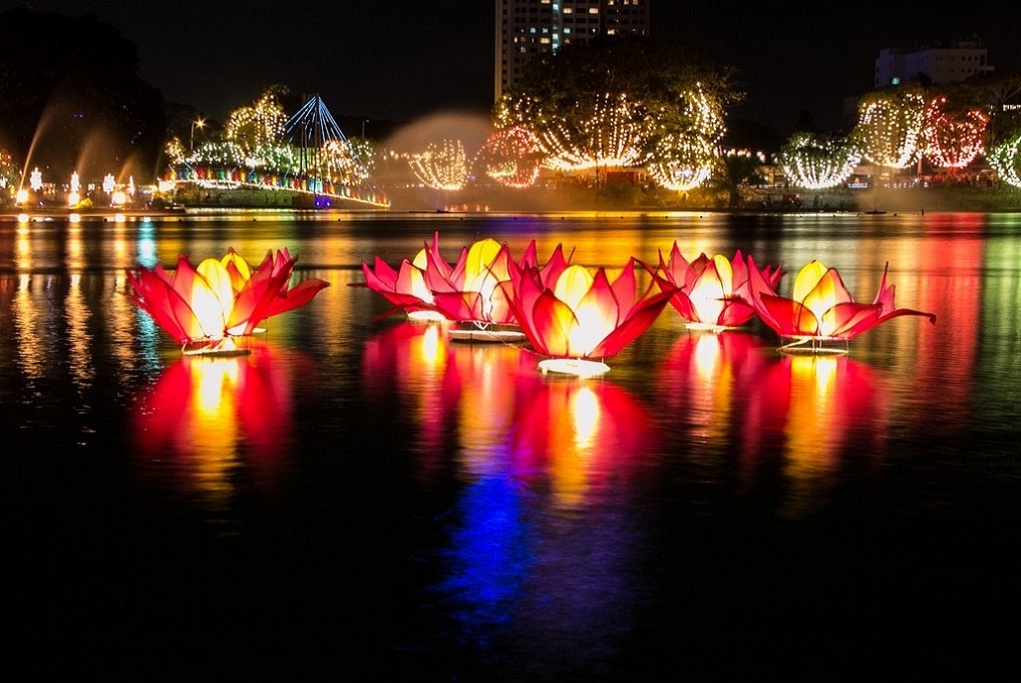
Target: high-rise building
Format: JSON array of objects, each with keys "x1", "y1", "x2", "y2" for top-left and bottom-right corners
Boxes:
[{"x1": 494, "y1": 0, "x2": 650, "y2": 102}]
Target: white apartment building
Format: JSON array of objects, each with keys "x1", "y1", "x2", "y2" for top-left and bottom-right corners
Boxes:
[
  {"x1": 874, "y1": 38, "x2": 994, "y2": 88},
  {"x1": 494, "y1": 0, "x2": 650, "y2": 102}
]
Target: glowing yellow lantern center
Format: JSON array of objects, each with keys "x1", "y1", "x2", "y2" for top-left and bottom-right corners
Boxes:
[{"x1": 554, "y1": 264, "x2": 614, "y2": 356}]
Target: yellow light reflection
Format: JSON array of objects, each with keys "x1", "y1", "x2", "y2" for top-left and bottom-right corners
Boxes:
[
  {"x1": 569, "y1": 385, "x2": 600, "y2": 450},
  {"x1": 780, "y1": 354, "x2": 840, "y2": 519},
  {"x1": 66, "y1": 273, "x2": 94, "y2": 391}
]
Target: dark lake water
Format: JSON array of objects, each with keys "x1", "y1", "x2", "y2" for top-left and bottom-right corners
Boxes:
[{"x1": 3, "y1": 209, "x2": 1020, "y2": 679}]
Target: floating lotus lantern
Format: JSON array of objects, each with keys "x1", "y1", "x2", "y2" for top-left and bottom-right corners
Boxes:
[
  {"x1": 657, "y1": 245, "x2": 782, "y2": 330},
  {"x1": 424, "y1": 235, "x2": 570, "y2": 343},
  {"x1": 748, "y1": 258, "x2": 936, "y2": 353},
  {"x1": 361, "y1": 235, "x2": 447, "y2": 322},
  {"x1": 502, "y1": 257, "x2": 676, "y2": 377},
  {"x1": 126, "y1": 247, "x2": 330, "y2": 355}
]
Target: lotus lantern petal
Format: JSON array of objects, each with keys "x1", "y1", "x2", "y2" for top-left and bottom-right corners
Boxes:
[
  {"x1": 126, "y1": 248, "x2": 329, "y2": 354},
  {"x1": 657, "y1": 244, "x2": 783, "y2": 329}
]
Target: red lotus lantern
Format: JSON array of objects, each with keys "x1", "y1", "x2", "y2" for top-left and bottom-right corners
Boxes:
[
  {"x1": 748, "y1": 258, "x2": 936, "y2": 353},
  {"x1": 360, "y1": 235, "x2": 447, "y2": 322},
  {"x1": 657, "y1": 244, "x2": 783, "y2": 329},
  {"x1": 126, "y1": 247, "x2": 330, "y2": 354},
  {"x1": 424, "y1": 235, "x2": 571, "y2": 343},
  {"x1": 502, "y1": 257, "x2": 677, "y2": 376}
]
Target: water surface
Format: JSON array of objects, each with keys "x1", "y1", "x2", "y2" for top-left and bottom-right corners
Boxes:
[{"x1": 2, "y1": 210, "x2": 1019, "y2": 679}]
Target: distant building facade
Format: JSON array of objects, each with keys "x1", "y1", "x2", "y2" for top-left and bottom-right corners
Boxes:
[
  {"x1": 874, "y1": 37, "x2": 994, "y2": 88},
  {"x1": 494, "y1": 0, "x2": 650, "y2": 102}
]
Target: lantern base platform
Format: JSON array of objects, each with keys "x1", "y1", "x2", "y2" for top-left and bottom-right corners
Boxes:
[
  {"x1": 538, "y1": 358, "x2": 610, "y2": 378},
  {"x1": 407, "y1": 310, "x2": 447, "y2": 323},
  {"x1": 449, "y1": 324, "x2": 526, "y2": 343},
  {"x1": 777, "y1": 336, "x2": 849, "y2": 355},
  {"x1": 181, "y1": 337, "x2": 252, "y2": 357}
]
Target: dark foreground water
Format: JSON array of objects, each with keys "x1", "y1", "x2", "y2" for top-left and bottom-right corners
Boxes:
[{"x1": 2, "y1": 209, "x2": 1020, "y2": 680}]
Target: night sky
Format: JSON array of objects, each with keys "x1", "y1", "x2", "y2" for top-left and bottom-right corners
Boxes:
[{"x1": 5, "y1": 1, "x2": 1020, "y2": 138}]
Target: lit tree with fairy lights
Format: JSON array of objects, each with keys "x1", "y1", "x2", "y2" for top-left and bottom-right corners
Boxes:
[
  {"x1": 986, "y1": 132, "x2": 1021, "y2": 187},
  {"x1": 494, "y1": 37, "x2": 741, "y2": 183},
  {"x1": 851, "y1": 86, "x2": 927, "y2": 169},
  {"x1": 408, "y1": 139, "x2": 469, "y2": 190},
  {"x1": 646, "y1": 134, "x2": 717, "y2": 191},
  {"x1": 922, "y1": 95, "x2": 989, "y2": 173},
  {"x1": 225, "y1": 86, "x2": 288, "y2": 162},
  {"x1": 776, "y1": 132, "x2": 862, "y2": 189},
  {"x1": 476, "y1": 126, "x2": 543, "y2": 188},
  {"x1": 645, "y1": 86, "x2": 726, "y2": 191}
]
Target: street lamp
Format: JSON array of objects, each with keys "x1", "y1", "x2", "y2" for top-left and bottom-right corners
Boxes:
[
  {"x1": 362, "y1": 119, "x2": 369, "y2": 138},
  {"x1": 190, "y1": 118, "x2": 206, "y2": 152}
]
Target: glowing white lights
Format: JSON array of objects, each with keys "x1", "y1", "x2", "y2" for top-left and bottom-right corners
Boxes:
[{"x1": 777, "y1": 133, "x2": 862, "y2": 189}]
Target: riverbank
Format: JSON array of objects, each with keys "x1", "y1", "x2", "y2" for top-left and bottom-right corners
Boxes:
[{"x1": 5, "y1": 183, "x2": 1021, "y2": 218}]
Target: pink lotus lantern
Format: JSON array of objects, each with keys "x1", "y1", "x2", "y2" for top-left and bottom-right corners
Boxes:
[
  {"x1": 502, "y1": 257, "x2": 677, "y2": 377},
  {"x1": 126, "y1": 247, "x2": 329, "y2": 355},
  {"x1": 748, "y1": 258, "x2": 936, "y2": 353},
  {"x1": 361, "y1": 236, "x2": 447, "y2": 323},
  {"x1": 424, "y1": 235, "x2": 571, "y2": 343},
  {"x1": 657, "y1": 244, "x2": 783, "y2": 330}
]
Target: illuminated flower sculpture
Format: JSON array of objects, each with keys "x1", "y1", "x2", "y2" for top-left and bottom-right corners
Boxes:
[
  {"x1": 748, "y1": 258, "x2": 936, "y2": 353},
  {"x1": 657, "y1": 244, "x2": 783, "y2": 330},
  {"x1": 127, "y1": 248, "x2": 330, "y2": 354},
  {"x1": 502, "y1": 258, "x2": 677, "y2": 376}
]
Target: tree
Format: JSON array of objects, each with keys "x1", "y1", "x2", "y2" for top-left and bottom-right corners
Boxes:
[
  {"x1": 224, "y1": 86, "x2": 288, "y2": 160},
  {"x1": 777, "y1": 132, "x2": 861, "y2": 189},
  {"x1": 850, "y1": 85, "x2": 927, "y2": 169},
  {"x1": 493, "y1": 37, "x2": 742, "y2": 180},
  {"x1": 0, "y1": 7, "x2": 166, "y2": 182},
  {"x1": 710, "y1": 149, "x2": 767, "y2": 208}
]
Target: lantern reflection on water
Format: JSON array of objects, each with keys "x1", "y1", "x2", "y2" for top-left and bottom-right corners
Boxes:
[
  {"x1": 510, "y1": 374, "x2": 655, "y2": 508},
  {"x1": 131, "y1": 342, "x2": 295, "y2": 500},
  {"x1": 742, "y1": 353, "x2": 889, "y2": 518},
  {"x1": 658, "y1": 331, "x2": 767, "y2": 446}
]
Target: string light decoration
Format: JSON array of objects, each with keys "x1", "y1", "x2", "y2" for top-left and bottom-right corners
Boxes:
[
  {"x1": 496, "y1": 92, "x2": 652, "y2": 172},
  {"x1": 852, "y1": 88, "x2": 926, "y2": 169},
  {"x1": 776, "y1": 132, "x2": 862, "y2": 189},
  {"x1": 986, "y1": 131, "x2": 1021, "y2": 187},
  {"x1": 164, "y1": 93, "x2": 389, "y2": 207},
  {"x1": 922, "y1": 95, "x2": 989, "y2": 172},
  {"x1": 0, "y1": 149, "x2": 18, "y2": 192},
  {"x1": 541, "y1": 93, "x2": 651, "y2": 171},
  {"x1": 475, "y1": 126, "x2": 543, "y2": 188},
  {"x1": 647, "y1": 86, "x2": 726, "y2": 191},
  {"x1": 647, "y1": 134, "x2": 717, "y2": 191},
  {"x1": 408, "y1": 139, "x2": 470, "y2": 190},
  {"x1": 225, "y1": 89, "x2": 287, "y2": 160}
]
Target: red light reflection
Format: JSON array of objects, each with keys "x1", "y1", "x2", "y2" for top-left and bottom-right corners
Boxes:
[
  {"x1": 131, "y1": 341, "x2": 296, "y2": 497},
  {"x1": 741, "y1": 354, "x2": 889, "y2": 517},
  {"x1": 657, "y1": 330, "x2": 768, "y2": 445},
  {"x1": 510, "y1": 375, "x2": 655, "y2": 508}
]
